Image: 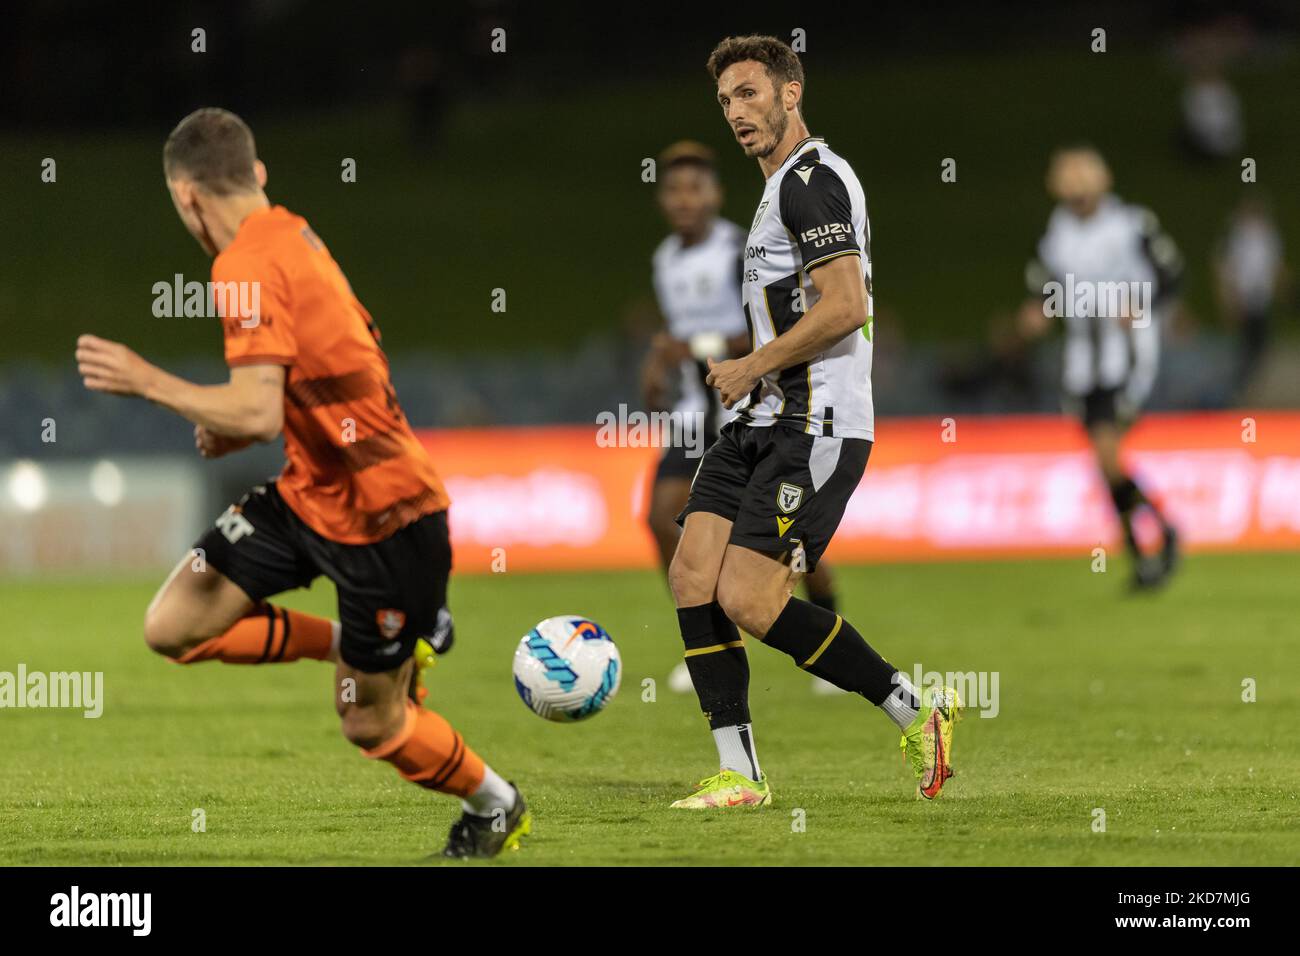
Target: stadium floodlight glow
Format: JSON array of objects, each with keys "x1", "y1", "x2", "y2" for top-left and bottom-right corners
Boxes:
[
  {"x1": 8, "y1": 460, "x2": 48, "y2": 511},
  {"x1": 90, "y1": 459, "x2": 125, "y2": 506}
]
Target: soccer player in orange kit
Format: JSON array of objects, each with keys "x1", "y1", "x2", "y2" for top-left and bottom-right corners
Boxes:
[{"x1": 75, "y1": 107, "x2": 529, "y2": 859}]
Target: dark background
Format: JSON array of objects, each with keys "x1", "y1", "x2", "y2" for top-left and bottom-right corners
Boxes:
[{"x1": 1, "y1": 1, "x2": 1295, "y2": 450}]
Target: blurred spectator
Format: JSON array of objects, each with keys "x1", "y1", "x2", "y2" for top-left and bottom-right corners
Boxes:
[
  {"x1": 1214, "y1": 196, "x2": 1289, "y2": 399},
  {"x1": 1180, "y1": 68, "x2": 1244, "y2": 160},
  {"x1": 1175, "y1": 18, "x2": 1249, "y2": 162}
]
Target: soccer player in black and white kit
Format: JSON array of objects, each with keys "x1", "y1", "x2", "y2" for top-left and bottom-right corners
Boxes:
[
  {"x1": 666, "y1": 36, "x2": 960, "y2": 809},
  {"x1": 640, "y1": 141, "x2": 844, "y2": 696},
  {"x1": 1019, "y1": 146, "x2": 1182, "y2": 589}
]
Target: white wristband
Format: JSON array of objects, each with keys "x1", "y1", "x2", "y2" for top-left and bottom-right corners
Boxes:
[{"x1": 689, "y1": 332, "x2": 727, "y2": 361}]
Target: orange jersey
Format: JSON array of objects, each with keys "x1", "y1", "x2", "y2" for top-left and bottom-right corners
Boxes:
[{"x1": 211, "y1": 205, "x2": 449, "y2": 544}]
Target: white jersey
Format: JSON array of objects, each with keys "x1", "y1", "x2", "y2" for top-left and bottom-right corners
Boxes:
[
  {"x1": 1027, "y1": 194, "x2": 1183, "y2": 403},
  {"x1": 1221, "y1": 216, "x2": 1282, "y2": 314},
  {"x1": 738, "y1": 136, "x2": 874, "y2": 440},
  {"x1": 651, "y1": 219, "x2": 748, "y2": 427}
]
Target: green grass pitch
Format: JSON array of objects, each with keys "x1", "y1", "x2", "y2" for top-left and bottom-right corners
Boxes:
[{"x1": 1, "y1": 552, "x2": 1297, "y2": 866}]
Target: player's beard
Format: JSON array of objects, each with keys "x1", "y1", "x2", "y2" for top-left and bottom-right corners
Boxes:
[{"x1": 747, "y1": 100, "x2": 789, "y2": 159}]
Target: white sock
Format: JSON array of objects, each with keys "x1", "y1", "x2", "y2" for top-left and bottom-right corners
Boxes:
[
  {"x1": 712, "y1": 724, "x2": 761, "y2": 780},
  {"x1": 327, "y1": 621, "x2": 342, "y2": 663},
  {"x1": 880, "y1": 671, "x2": 921, "y2": 731},
  {"x1": 462, "y1": 764, "x2": 516, "y2": 817}
]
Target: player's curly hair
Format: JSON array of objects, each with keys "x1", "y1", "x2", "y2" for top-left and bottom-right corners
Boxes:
[
  {"x1": 705, "y1": 35, "x2": 805, "y2": 99},
  {"x1": 163, "y1": 107, "x2": 259, "y2": 195}
]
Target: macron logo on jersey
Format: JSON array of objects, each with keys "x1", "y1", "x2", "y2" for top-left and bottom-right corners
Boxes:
[{"x1": 795, "y1": 164, "x2": 816, "y2": 185}]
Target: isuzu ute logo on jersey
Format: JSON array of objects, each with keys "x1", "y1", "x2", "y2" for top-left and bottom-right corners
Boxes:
[{"x1": 800, "y1": 223, "x2": 852, "y2": 249}]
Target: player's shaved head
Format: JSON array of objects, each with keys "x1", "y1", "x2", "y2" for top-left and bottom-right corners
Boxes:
[{"x1": 164, "y1": 107, "x2": 260, "y2": 195}]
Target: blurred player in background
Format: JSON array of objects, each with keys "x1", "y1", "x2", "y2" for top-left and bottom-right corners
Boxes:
[
  {"x1": 1214, "y1": 195, "x2": 1288, "y2": 400},
  {"x1": 1020, "y1": 145, "x2": 1183, "y2": 590},
  {"x1": 641, "y1": 140, "x2": 843, "y2": 696},
  {"x1": 665, "y1": 36, "x2": 960, "y2": 810},
  {"x1": 75, "y1": 107, "x2": 528, "y2": 859}
]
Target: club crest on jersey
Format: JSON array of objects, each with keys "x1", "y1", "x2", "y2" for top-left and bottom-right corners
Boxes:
[
  {"x1": 751, "y1": 200, "x2": 769, "y2": 230},
  {"x1": 777, "y1": 482, "x2": 803, "y2": 514},
  {"x1": 376, "y1": 609, "x2": 406, "y2": 639}
]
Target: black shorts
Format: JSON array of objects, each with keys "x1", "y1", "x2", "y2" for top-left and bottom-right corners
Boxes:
[
  {"x1": 676, "y1": 420, "x2": 870, "y2": 571},
  {"x1": 194, "y1": 482, "x2": 453, "y2": 673},
  {"x1": 1068, "y1": 387, "x2": 1138, "y2": 429}
]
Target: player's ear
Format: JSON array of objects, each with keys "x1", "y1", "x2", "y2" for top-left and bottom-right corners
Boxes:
[
  {"x1": 167, "y1": 178, "x2": 193, "y2": 210},
  {"x1": 784, "y1": 80, "x2": 802, "y2": 113},
  {"x1": 254, "y1": 160, "x2": 268, "y2": 189}
]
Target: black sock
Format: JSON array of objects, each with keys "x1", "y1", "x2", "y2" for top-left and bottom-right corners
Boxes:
[
  {"x1": 762, "y1": 598, "x2": 900, "y2": 706},
  {"x1": 1110, "y1": 476, "x2": 1167, "y2": 555},
  {"x1": 676, "y1": 602, "x2": 750, "y2": 728}
]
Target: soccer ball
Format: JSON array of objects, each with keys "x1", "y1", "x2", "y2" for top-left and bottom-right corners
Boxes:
[{"x1": 513, "y1": 616, "x2": 622, "y2": 721}]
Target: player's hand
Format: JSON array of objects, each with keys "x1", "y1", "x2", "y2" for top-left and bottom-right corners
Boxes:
[
  {"x1": 76, "y1": 335, "x2": 157, "y2": 397},
  {"x1": 194, "y1": 425, "x2": 252, "y2": 459},
  {"x1": 705, "y1": 355, "x2": 759, "y2": 409},
  {"x1": 1016, "y1": 301, "x2": 1052, "y2": 341}
]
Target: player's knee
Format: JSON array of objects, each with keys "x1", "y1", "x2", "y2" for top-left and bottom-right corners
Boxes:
[
  {"x1": 339, "y1": 700, "x2": 405, "y2": 750},
  {"x1": 142, "y1": 607, "x2": 188, "y2": 659},
  {"x1": 716, "y1": 572, "x2": 779, "y2": 638},
  {"x1": 668, "y1": 548, "x2": 713, "y2": 607}
]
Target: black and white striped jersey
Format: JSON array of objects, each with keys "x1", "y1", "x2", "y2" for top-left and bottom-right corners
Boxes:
[
  {"x1": 737, "y1": 136, "x2": 874, "y2": 440},
  {"x1": 651, "y1": 218, "x2": 748, "y2": 425},
  {"x1": 1026, "y1": 194, "x2": 1183, "y2": 402}
]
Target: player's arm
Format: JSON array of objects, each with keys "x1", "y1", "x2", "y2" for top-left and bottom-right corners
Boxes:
[
  {"x1": 707, "y1": 164, "x2": 869, "y2": 407},
  {"x1": 1018, "y1": 248, "x2": 1056, "y2": 341},
  {"x1": 76, "y1": 334, "x2": 284, "y2": 442},
  {"x1": 707, "y1": 254, "x2": 866, "y2": 408},
  {"x1": 640, "y1": 332, "x2": 676, "y2": 411}
]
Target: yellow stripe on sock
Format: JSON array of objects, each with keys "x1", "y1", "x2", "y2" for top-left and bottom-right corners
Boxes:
[
  {"x1": 800, "y1": 615, "x2": 842, "y2": 669},
  {"x1": 684, "y1": 640, "x2": 746, "y2": 658}
]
